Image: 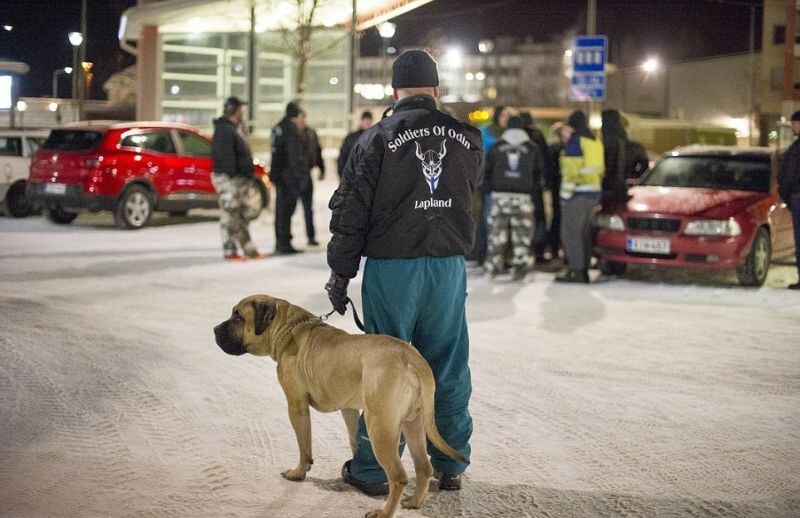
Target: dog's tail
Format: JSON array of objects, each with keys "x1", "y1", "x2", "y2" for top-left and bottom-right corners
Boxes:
[{"x1": 419, "y1": 365, "x2": 465, "y2": 463}]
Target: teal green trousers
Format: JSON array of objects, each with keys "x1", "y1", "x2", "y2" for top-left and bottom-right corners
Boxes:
[{"x1": 350, "y1": 255, "x2": 473, "y2": 483}]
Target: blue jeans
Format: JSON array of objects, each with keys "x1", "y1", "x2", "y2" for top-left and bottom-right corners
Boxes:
[{"x1": 349, "y1": 256, "x2": 473, "y2": 483}]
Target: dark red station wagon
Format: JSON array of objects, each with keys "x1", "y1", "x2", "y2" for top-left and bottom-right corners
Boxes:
[
  {"x1": 594, "y1": 146, "x2": 795, "y2": 286},
  {"x1": 27, "y1": 121, "x2": 269, "y2": 229}
]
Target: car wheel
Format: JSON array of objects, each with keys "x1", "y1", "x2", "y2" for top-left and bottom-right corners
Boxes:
[
  {"x1": 114, "y1": 185, "x2": 153, "y2": 230},
  {"x1": 43, "y1": 204, "x2": 78, "y2": 224},
  {"x1": 736, "y1": 227, "x2": 771, "y2": 287},
  {"x1": 600, "y1": 259, "x2": 627, "y2": 276},
  {"x1": 5, "y1": 181, "x2": 33, "y2": 217},
  {"x1": 242, "y1": 180, "x2": 268, "y2": 220}
]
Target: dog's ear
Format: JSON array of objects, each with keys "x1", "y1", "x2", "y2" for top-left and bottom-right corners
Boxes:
[{"x1": 253, "y1": 300, "x2": 276, "y2": 336}]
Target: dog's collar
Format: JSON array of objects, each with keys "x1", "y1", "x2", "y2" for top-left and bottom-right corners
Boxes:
[{"x1": 272, "y1": 316, "x2": 323, "y2": 355}]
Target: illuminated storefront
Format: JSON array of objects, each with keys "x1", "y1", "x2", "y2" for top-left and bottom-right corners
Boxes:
[{"x1": 119, "y1": 0, "x2": 432, "y2": 144}]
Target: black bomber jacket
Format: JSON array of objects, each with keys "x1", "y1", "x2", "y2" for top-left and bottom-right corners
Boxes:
[{"x1": 327, "y1": 95, "x2": 483, "y2": 278}]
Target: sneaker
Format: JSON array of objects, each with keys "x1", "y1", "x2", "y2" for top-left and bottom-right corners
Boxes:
[
  {"x1": 245, "y1": 251, "x2": 269, "y2": 259},
  {"x1": 308, "y1": 239, "x2": 320, "y2": 246},
  {"x1": 789, "y1": 282, "x2": 800, "y2": 290},
  {"x1": 341, "y1": 460, "x2": 389, "y2": 496},
  {"x1": 434, "y1": 471, "x2": 462, "y2": 491},
  {"x1": 224, "y1": 253, "x2": 246, "y2": 262}
]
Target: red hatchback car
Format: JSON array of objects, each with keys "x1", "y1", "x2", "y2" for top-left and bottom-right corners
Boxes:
[
  {"x1": 594, "y1": 146, "x2": 795, "y2": 286},
  {"x1": 27, "y1": 121, "x2": 269, "y2": 229}
]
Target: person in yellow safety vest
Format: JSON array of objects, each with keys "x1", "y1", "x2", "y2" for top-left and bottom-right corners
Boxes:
[{"x1": 556, "y1": 110, "x2": 604, "y2": 283}]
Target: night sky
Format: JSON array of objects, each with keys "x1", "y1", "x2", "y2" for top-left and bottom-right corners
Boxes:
[{"x1": 0, "y1": 0, "x2": 762, "y2": 100}]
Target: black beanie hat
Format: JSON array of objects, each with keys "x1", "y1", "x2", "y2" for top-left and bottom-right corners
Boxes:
[
  {"x1": 360, "y1": 110, "x2": 374, "y2": 120},
  {"x1": 286, "y1": 102, "x2": 301, "y2": 118},
  {"x1": 791, "y1": 110, "x2": 800, "y2": 122},
  {"x1": 391, "y1": 50, "x2": 439, "y2": 89},
  {"x1": 568, "y1": 110, "x2": 588, "y2": 129}
]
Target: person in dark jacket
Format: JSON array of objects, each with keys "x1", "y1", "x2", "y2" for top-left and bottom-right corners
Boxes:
[
  {"x1": 210, "y1": 96, "x2": 264, "y2": 260},
  {"x1": 325, "y1": 49, "x2": 482, "y2": 495},
  {"x1": 601, "y1": 109, "x2": 649, "y2": 209},
  {"x1": 337, "y1": 111, "x2": 373, "y2": 179},
  {"x1": 297, "y1": 110, "x2": 324, "y2": 246},
  {"x1": 544, "y1": 122, "x2": 570, "y2": 260},
  {"x1": 778, "y1": 110, "x2": 800, "y2": 289},
  {"x1": 270, "y1": 102, "x2": 310, "y2": 254},
  {"x1": 519, "y1": 111, "x2": 549, "y2": 262},
  {"x1": 483, "y1": 116, "x2": 544, "y2": 280}
]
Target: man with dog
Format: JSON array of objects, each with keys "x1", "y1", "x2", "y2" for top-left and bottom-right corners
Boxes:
[{"x1": 325, "y1": 49, "x2": 483, "y2": 495}]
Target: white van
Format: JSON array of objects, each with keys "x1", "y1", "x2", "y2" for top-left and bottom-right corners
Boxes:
[{"x1": 0, "y1": 129, "x2": 49, "y2": 216}]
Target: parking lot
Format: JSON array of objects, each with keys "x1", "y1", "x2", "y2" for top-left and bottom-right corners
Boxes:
[{"x1": 1, "y1": 182, "x2": 798, "y2": 517}]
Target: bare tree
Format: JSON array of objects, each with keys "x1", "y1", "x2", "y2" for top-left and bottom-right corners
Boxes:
[{"x1": 262, "y1": 0, "x2": 346, "y2": 98}]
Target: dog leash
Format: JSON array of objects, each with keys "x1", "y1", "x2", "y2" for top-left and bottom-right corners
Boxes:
[{"x1": 319, "y1": 297, "x2": 365, "y2": 332}]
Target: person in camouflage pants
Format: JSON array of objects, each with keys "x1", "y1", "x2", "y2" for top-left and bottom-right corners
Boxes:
[
  {"x1": 211, "y1": 96, "x2": 264, "y2": 260},
  {"x1": 482, "y1": 116, "x2": 544, "y2": 281},
  {"x1": 486, "y1": 193, "x2": 534, "y2": 279},
  {"x1": 211, "y1": 173, "x2": 257, "y2": 257}
]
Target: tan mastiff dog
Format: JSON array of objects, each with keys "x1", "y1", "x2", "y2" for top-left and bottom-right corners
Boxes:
[{"x1": 214, "y1": 294, "x2": 464, "y2": 518}]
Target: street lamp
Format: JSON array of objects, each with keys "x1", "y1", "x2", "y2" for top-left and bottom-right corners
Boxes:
[
  {"x1": 68, "y1": 32, "x2": 83, "y2": 99},
  {"x1": 378, "y1": 22, "x2": 396, "y2": 99},
  {"x1": 52, "y1": 66, "x2": 73, "y2": 98},
  {"x1": 641, "y1": 56, "x2": 660, "y2": 74},
  {"x1": 378, "y1": 22, "x2": 396, "y2": 39}
]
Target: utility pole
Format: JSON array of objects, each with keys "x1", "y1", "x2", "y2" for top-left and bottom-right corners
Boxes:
[
  {"x1": 587, "y1": 0, "x2": 598, "y2": 129},
  {"x1": 346, "y1": 0, "x2": 358, "y2": 124},
  {"x1": 248, "y1": 3, "x2": 257, "y2": 126},
  {"x1": 78, "y1": 0, "x2": 87, "y2": 120},
  {"x1": 748, "y1": 4, "x2": 756, "y2": 146}
]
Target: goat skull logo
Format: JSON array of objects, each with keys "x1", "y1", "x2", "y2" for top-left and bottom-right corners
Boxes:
[{"x1": 415, "y1": 140, "x2": 447, "y2": 194}]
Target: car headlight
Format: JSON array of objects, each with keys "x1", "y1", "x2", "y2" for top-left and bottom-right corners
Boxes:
[
  {"x1": 594, "y1": 214, "x2": 625, "y2": 230},
  {"x1": 684, "y1": 218, "x2": 741, "y2": 237}
]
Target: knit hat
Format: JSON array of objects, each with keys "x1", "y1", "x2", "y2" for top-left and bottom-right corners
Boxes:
[
  {"x1": 360, "y1": 110, "x2": 374, "y2": 120},
  {"x1": 391, "y1": 50, "x2": 439, "y2": 89},
  {"x1": 791, "y1": 111, "x2": 800, "y2": 122},
  {"x1": 286, "y1": 102, "x2": 301, "y2": 118}
]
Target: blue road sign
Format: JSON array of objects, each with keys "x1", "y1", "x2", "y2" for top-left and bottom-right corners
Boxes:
[{"x1": 571, "y1": 35, "x2": 607, "y2": 101}]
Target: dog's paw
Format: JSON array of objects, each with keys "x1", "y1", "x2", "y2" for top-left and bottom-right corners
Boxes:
[
  {"x1": 401, "y1": 496, "x2": 424, "y2": 509},
  {"x1": 281, "y1": 468, "x2": 307, "y2": 481}
]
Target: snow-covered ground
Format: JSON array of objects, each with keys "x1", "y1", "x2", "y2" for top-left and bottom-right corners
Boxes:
[{"x1": 1, "y1": 177, "x2": 799, "y2": 517}]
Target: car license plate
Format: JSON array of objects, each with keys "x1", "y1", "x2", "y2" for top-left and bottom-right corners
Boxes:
[
  {"x1": 44, "y1": 183, "x2": 67, "y2": 195},
  {"x1": 626, "y1": 237, "x2": 671, "y2": 254}
]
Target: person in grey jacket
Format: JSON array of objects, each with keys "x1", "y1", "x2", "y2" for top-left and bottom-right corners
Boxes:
[{"x1": 211, "y1": 96, "x2": 263, "y2": 260}]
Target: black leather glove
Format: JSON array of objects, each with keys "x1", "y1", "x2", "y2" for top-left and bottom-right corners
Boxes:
[{"x1": 324, "y1": 271, "x2": 349, "y2": 315}]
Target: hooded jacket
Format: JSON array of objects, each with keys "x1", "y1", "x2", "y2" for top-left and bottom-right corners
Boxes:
[
  {"x1": 328, "y1": 95, "x2": 483, "y2": 279},
  {"x1": 483, "y1": 128, "x2": 544, "y2": 195},
  {"x1": 211, "y1": 117, "x2": 254, "y2": 178}
]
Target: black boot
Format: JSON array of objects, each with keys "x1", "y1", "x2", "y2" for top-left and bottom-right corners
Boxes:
[{"x1": 555, "y1": 268, "x2": 590, "y2": 284}]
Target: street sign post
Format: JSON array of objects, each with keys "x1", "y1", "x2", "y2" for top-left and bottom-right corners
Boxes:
[{"x1": 570, "y1": 36, "x2": 607, "y2": 102}]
